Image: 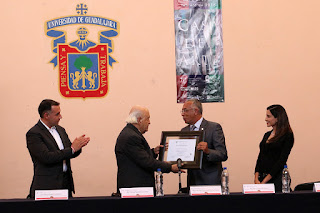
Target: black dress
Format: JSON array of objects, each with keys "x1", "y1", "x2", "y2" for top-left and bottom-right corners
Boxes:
[{"x1": 255, "y1": 131, "x2": 294, "y2": 192}]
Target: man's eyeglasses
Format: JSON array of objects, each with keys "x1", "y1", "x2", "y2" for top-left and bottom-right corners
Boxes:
[{"x1": 180, "y1": 108, "x2": 194, "y2": 114}]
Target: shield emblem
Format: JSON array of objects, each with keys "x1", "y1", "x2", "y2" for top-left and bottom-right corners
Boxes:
[{"x1": 58, "y1": 44, "x2": 108, "y2": 98}]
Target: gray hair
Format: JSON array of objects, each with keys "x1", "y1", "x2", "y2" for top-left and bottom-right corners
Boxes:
[{"x1": 188, "y1": 99, "x2": 203, "y2": 114}]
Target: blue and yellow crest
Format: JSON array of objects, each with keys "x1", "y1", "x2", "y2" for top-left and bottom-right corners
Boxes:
[{"x1": 45, "y1": 3, "x2": 119, "y2": 98}]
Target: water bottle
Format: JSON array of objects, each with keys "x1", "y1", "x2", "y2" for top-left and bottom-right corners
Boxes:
[
  {"x1": 155, "y1": 168, "x2": 164, "y2": 196},
  {"x1": 282, "y1": 165, "x2": 291, "y2": 193},
  {"x1": 221, "y1": 167, "x2": 229, "y2": 195}
]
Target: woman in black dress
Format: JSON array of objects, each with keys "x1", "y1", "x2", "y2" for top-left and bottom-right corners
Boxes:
[{"x1": 254, "y1": 105, "x2": 294, "y2": 192}]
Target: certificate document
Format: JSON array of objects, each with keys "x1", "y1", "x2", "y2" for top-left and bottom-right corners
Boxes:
[
  {"x1": 166, "y1": 139, "x2": 196, "y2": 161},
  {"x1": 159, "y1": 131, "x2": 203, "y2": 169}
]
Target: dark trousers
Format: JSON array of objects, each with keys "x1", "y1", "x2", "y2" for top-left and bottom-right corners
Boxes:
[
  {"x1": 27, "y1": 172, "x2": 73, "y2": 199},
  {"x1": 62, "y1": 172, "x2": 73, "y2": 198}
]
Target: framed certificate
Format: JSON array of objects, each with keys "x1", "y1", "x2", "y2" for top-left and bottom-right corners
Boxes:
[{"x1": 158, "y1": 131, "x2": 203, "y2": 169}]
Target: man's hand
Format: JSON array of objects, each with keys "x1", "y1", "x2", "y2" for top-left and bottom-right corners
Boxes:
[
  {"x1": 154, "y1": 145, "x2": 164, "y2": 155},
  {"x1": 171, "y1": 164, "x2": 186, "y2": 173},
  {"x1": 197, "y1": 141, "x2": 209, "y2": 154},
  {"x1": 71, "y1": 134, "x2": 90, "y2": 152},
  {"x1": 165, "y1": 143, "x2": 169, "y2": 151}
]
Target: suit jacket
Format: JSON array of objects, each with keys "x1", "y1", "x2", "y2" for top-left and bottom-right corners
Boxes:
[
  {"x1": 181, "y1": 118, "x2": 228, "y2": 186},
  {"x1": 26, "y1": 120, "x2": 81, "y2": 198},
  {"x1": 115, "y1": 124, "x2": 171, "y2": 192}
]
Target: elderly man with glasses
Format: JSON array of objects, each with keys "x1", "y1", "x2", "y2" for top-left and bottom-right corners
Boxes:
[{"x1": 180, "y1": 99, "x2": 228, "y2": 190}]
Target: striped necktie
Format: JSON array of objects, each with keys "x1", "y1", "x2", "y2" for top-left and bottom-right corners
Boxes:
[{"x1": 190, "y1": 125, "x2": 196, "y2": 131}]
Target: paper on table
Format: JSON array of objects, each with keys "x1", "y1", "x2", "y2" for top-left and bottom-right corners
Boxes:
[
  {"x1": 35, "y1": 189, "x2": 68, "y2": 200},
  {"x1": 119, "y1": 187, "x2": 154, "y2": 198}
]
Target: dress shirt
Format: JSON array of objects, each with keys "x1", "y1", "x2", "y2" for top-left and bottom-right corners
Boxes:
[
  {"x1": 190, "y1": 117, "x2": 204, "y2": 131},
  {"x1": 40, "y1": 119, "x2": 67, "y2": 172}
]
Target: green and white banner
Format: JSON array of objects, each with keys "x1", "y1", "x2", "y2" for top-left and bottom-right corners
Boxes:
[{"x1": 174, "y1": 0, "x2": 224, "y2": 103}]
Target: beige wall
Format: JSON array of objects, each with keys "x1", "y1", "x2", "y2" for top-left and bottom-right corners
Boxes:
[{"x1": 1, "y1": 0, "x2": 320, "y2": 199}]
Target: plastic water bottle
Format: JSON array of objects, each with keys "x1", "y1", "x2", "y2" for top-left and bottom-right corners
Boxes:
[
  {"x1": 221, "y1": 167, "x2": 229, "y2": 195},
  {"x1": 155, "y1": 168, "x2": 164, "y2": 196},
  {"x1": 282, "y1": 165, "x2": 291, "y2": 193}
]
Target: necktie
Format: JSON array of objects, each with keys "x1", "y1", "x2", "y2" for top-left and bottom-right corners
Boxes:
[{"x1": 190, "y1": 125, "x2": 196, "y2": 131}]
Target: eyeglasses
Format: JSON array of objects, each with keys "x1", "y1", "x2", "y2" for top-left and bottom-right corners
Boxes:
[{"x1": 180, "y1": 108, "x2": 194, "y2": 114}]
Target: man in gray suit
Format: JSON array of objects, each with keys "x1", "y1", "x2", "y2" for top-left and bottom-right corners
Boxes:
[{"x1": 181, "y1": 99, "x2": 228, "y2": 187}]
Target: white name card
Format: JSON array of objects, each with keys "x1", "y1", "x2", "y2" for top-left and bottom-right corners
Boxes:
[
  {"x1": 119, "y1": 187, "x2": 154, "y2": 198},
  {"x1": 243, "y1": 184, "x2": 275, "y2": 194},
  {"x1": 313, "y1": 183, "x2": 320, "y2": 192},
  {"x1": 189, "y1": 185, "x2": 222, "y2": 196},
  {"x1": 35, "y1": 189, "x2": 68, "y2": 200}
]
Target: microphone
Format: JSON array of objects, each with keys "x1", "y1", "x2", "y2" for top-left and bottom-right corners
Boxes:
[{"x1": 177, "y1": 158, "x2": 182, "y2": 170}]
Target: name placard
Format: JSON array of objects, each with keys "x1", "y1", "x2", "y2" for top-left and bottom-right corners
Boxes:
[
  {"x1": 35, "y1": 189, "x2": 68, "y2": 200},
  {"x1": 189, "y1": 185, "x2": 222, "y2": 196},
  {"x1": 119, "y1": 187, "x2": 154, "y2": 198},
  {"x1": 243, "y1": 184, "x2": 275, "y2": 194},
  {"x1": 313, "y1": 183, "x2": 320, "y2": 192}
]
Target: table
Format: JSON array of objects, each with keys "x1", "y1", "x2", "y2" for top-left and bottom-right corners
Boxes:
[{"x1": 1, "y1": 191, "x2": 320, "y2": 213}]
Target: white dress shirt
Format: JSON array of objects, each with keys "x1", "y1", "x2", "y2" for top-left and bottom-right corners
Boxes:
[
  {"x1": 40, "y1": 119, "x2": 67, "y2": 172},
  {"x1": 190, "y1": 117, "x2": 204, "y2": 131}
]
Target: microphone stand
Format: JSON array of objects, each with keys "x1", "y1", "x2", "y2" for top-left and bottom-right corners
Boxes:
[{"x1": 177, "y1": 158, "x2": 182, "y2": 194}]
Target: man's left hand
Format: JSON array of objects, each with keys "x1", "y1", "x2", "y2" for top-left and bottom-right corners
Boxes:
[
  {"x1": 197, "y1": 142, "x2": 209, "y2": 154},
  {"x1": 154, "y1": 145, "x2": 164, "y2": 155}
]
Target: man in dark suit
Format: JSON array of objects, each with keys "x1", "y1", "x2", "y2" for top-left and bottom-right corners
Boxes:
[
  {"x1": 26, "y1": 99, "x2": 90, "y2": 198},
  {"x1": 181, "y1": 99, "x2": 228, "y2": 187},
  {"x1": 115, "y1": 105, "x2": 181, "y2": 193}
]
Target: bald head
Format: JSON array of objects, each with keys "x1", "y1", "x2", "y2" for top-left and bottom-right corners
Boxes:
[
  {"x1": 129, "y1": 105, "x2": 149, "y2": 116},
  {"x1": 126, "y1": 105, "x2": 150, "y2": 134},
  {"x1": 125, "y1": 105, "x2": 148, "y2": 123}
]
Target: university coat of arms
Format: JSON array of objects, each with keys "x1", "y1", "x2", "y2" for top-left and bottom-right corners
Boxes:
[{"x1": 45, "y1": 4, "x2": 119, "y2": 98}]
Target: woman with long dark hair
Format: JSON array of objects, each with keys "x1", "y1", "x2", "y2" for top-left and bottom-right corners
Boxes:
[{"x1": 254, "y1": 105, "x2": 294, "y2": 192}]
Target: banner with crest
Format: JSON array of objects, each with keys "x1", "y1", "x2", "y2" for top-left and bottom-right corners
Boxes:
[
  {"x1": 45, "y1": 3, "x2": 119, "y2": 98},
  {"x1": 174, "y1": 0, "x2": 224, "y2": 103}
]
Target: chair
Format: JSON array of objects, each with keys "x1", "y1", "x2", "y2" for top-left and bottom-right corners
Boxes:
[{"x1": 294, "y1": 181, "x2": 320, "y2": 191}]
